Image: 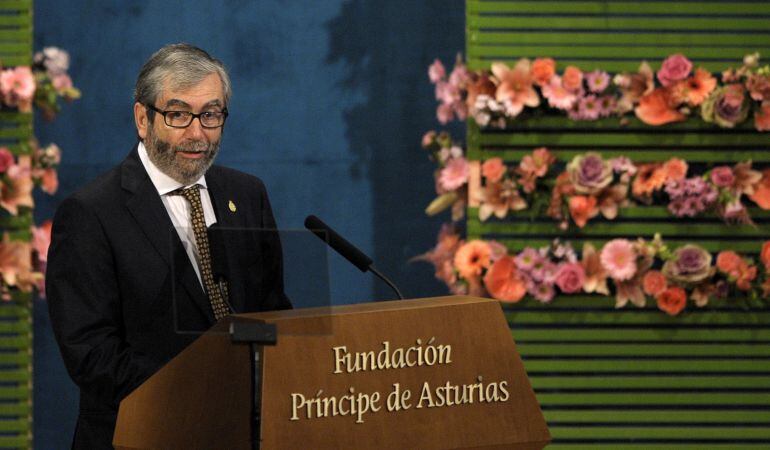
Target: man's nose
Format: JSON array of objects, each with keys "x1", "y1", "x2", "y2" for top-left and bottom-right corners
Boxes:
[{"x1": 184, "y1": 116, "x2": 207, "y2": 140}]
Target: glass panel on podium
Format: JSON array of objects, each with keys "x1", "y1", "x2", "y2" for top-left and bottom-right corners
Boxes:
[{"x1": 170, "y1": 226, "x2": 332, "y2": 337}]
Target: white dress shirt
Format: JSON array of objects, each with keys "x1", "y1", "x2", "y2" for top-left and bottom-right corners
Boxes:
[{"x1": 138, "y1": 142, "x2": 217, "y2": 286}]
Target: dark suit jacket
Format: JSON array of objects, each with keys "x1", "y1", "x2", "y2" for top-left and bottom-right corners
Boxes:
[{"x1": 46, "y1": 147, "x2": 291, "y2": 449}]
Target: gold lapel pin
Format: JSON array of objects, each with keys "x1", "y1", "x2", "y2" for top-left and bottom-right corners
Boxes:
[{"x1": 228, "y1": 200, "x2": 237, "y2": 212}]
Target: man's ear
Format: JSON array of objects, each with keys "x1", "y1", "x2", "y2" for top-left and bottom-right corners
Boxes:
[{"x1": 134, "y1": 102, "x2": 148, "y2": 140}]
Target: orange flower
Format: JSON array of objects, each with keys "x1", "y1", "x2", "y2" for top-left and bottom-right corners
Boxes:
[
  {"x1": 562, "y1": 66, "x2": 583, "y2": 92},
  {"x1": 674, "y1": 68, "x2": 717, "y2": 106},
  {"x1": 581, "y1": 243, "x2": 609, "y2": 295},
  {"x1": 635, "y1": 87, "x2": 686, "y2": 126},
  {"x1": 716, "y1": 251, "x2": 742, "y2": 274},
  {"x1": 662, "y1": 158, "x2": 688, "y2": 181},
  {"x1": 0, "y1": 234, "x2": 35, "y2": 291},
  {"x1": 453, "y1": 240, "x2": 492, "y2": 279},
  {"x1": 656, "y1": 286, "x2": 687, "y2": 316},
  {"x1": 483, "y1": 256, "x2": 527, "y2": 302},
  {"x1": 749, "y1": 169, "x2": 770, "y2": 209},
  {"x1": 491, "y1": 59, "x2": 540, "y2": 117},
  {"x1": 466, "y1": 74, "x2": 497, "y2": 109},
  {"x1": 642, "y1": 270, "x2": 667, "y2": 296},
  {"x1": 0, "y1": 166, "x2": 34, "y2": 215},
  {"x1": 568, "y1": 195, "x2": 598, "y2": 228},
  {"x1": 761, "y1": 241, "x2": 770, "y2": 271},
  {"x1": 632, "y1": 163, "x2": 667, "y2": 198},
  {"x1": 531, "y1": 57, "x2": 556, "y2": 87},
  {"x1": 736, "y1": 263, "x2": 757, "y2": 291},
  {"x1": 755, "y1": 101, "x2": 770, "y2": 132},
  {"x1": 481, "y1": 158, "x2": 506, "y2": 183}
]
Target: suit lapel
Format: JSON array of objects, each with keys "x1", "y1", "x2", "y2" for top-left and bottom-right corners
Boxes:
[{"x1": 121, "y1": 148, "x2": 215, "y2": 323}]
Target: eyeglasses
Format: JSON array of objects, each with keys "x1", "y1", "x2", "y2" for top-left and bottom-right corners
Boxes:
[{"x1": 145, "y1": 104, "x2": 228, "y2": 129}]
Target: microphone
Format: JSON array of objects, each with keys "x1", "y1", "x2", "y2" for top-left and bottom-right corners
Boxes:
[{"x1": 304, "y1": 215, "x2": 404, "y2": 300}]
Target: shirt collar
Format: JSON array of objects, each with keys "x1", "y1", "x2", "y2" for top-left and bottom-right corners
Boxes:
[{"x1": 137, "y1": 141, "x2": 208, "y2": 195}]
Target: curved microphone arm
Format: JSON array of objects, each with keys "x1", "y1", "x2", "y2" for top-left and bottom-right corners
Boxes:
[{"x1": 368, "y1": 265, "x2": 404, "y2": 300}]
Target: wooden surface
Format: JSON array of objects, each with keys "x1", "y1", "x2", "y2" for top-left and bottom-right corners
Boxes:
[
  {"x1": 115, "y1": 296, "x2": 550, "y2": 449},
  {"x1": 114, "y1": 319, "x2": 252, "y2": 450},
  {"x1": 259, "y1": 296, "x2": 550, "y2": 449}
]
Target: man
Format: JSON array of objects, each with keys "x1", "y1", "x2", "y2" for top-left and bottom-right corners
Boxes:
[{"x1": 46, "y1": 44, "x2": 291, "y2": 449}]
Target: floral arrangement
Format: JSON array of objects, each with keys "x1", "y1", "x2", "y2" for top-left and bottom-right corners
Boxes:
[
  {"x1": 429, "y1": 52, "x2": 770, "y2": 131},
  {"x1": 421, "y1": 132, "x2": 770, "y2": 229},
  {"x1": 416, "y1": 226, "x2": 770, "y2": 315},
  {"x1": 0, "y1": 47, "x2": 78, "y2": 300}
]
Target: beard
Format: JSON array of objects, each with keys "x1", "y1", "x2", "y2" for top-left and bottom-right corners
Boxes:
[{"x1": 144, "y1": 125, "x2": 220, "y2": 185}]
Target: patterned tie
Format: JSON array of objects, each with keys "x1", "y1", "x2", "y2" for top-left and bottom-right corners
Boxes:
[{"x1": 177, "y1": 185, "x2": 230, "y2": 320}]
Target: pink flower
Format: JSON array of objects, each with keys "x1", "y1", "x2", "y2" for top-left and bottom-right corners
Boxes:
[
  {"x1": 519, "y1": 147, "x2": 554, "y2": 178},
  {"x1": 449, "y1": 64, "x2": 470, "y2": 87},
  {"x1": 554, "y1": 262, "x2": 586, "y2": 293},
  {"x1": 491, "y1": 60, "x2": 540, "y2": 117},
  {"x1": 0, "y1": 66, "x2": 35, "y2": 111},
  {"x1": 542, "y1": 75, "x2": 577, "y2": 110},
  {"x1": 528, "y1": 280, "x2": 555, "y2": 303},
  {"x1": 428, "y1": 59, "x2": 445, "y2": 83},
  {"x1": 436, "y1": 103, "x2": 453, "y2": 124},
  {"x1": 31, "y1": 220, "x2": 52, "y2": 264},
  {"x1": 0, "y1": 147, "x2": 13, "y2": 173},
  {"x1": 586, "y1": 70, "x2": 610, "y2": 93},
  {"x1": 481, "y1": 157, "x2": 506, "y2": 183},
  {"x1": 657, "y1": 54, "x2": 693, "y2": 87},
  {"x1": 438, "y1": 157, "x2": 469, "y2": 191},
  {"x1": 710, "y1": 166, "x2": 735, "y2": 188},
  {"x1": 421, "y1": 131, "x2": 436, "y2": 148},
  {"x1": 435, "y1": 81, "x2": 460, "y2": 105},
  {"x1": 578, "y1": 95, "x2": 601, "y2": 120},
  {"x1": 51, "y1": 73, "x2": 73, "y2": 93},
  {"x1": 600, "y1": 239, "x2": 638, "y2": 281}
]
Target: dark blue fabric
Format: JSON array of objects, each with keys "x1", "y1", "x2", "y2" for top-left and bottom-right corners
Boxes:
[{"x1": 33, "y1": 1, "x2": 463, "y2": 446}]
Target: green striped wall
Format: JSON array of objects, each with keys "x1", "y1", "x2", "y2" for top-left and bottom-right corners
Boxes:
[
  {"x1": 0, "y1": 1, "x2": 33, "y2": 449},
  {"x1": 466, "y1": 1, "x2": 770, "y2": 448}
]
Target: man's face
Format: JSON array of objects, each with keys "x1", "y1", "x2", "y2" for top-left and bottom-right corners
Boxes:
[{"x1": 138, "y1": 73, "x2": 225, "y2": 185}]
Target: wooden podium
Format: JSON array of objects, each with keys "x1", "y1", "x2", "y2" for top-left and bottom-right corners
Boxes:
[{"x1": 113, "y1": 296, "x2": 550, "y2": 449}]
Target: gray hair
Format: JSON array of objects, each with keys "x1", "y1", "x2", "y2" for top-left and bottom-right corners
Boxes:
[{"x1": 134, "y1": 43, "x2": 231, "y2": 121}]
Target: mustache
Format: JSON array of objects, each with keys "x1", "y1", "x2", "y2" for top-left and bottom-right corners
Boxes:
[{"x1": 174, "y1": 140, "x2": 214, "y2": 153}]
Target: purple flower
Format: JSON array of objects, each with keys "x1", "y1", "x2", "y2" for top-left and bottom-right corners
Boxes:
[
  {"x1": 666, "y1": 177, "x2": 717, "y2": 217},
  {"x1": 610, "y1": 157, "x2": 637, "y2": 176},
  {"x1": 702, "y1": 85, "x2": 750, "y2": 128},
  {"x1": 586, "y1": 70, "x2": 610, "y2": 93},
  {"x1": 662, "y1": 244, "x2": 714, "y2": 284},
  {"x1": 567, "y1": 152, "x2": 613, "y2": 194}
]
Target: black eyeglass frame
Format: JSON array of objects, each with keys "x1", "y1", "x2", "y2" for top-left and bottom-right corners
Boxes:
[{"x1": 145, "y1": 103, "x2": 229, "y2": 129}]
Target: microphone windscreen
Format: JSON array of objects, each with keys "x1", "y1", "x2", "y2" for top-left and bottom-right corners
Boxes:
[{"x1": 304, "y1": 215, "x2": 373, "y2": 272}]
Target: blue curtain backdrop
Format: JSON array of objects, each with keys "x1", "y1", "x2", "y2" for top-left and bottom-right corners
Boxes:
[{"x1": 32, "y1": 0, "x2": 463, "y2": 446}]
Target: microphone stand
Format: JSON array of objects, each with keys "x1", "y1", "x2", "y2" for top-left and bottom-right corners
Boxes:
[
  {"x1": 229, "y1": 317, "x2": 277, "y2": 450},
  {"x1": 369, "y1": 265, "x2": 404, "y2": 300}
]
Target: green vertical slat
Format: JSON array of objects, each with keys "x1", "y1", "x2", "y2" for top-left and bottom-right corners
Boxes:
[{"x1": 0, "y1": 0, "x2": 33, "y2": 448}]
